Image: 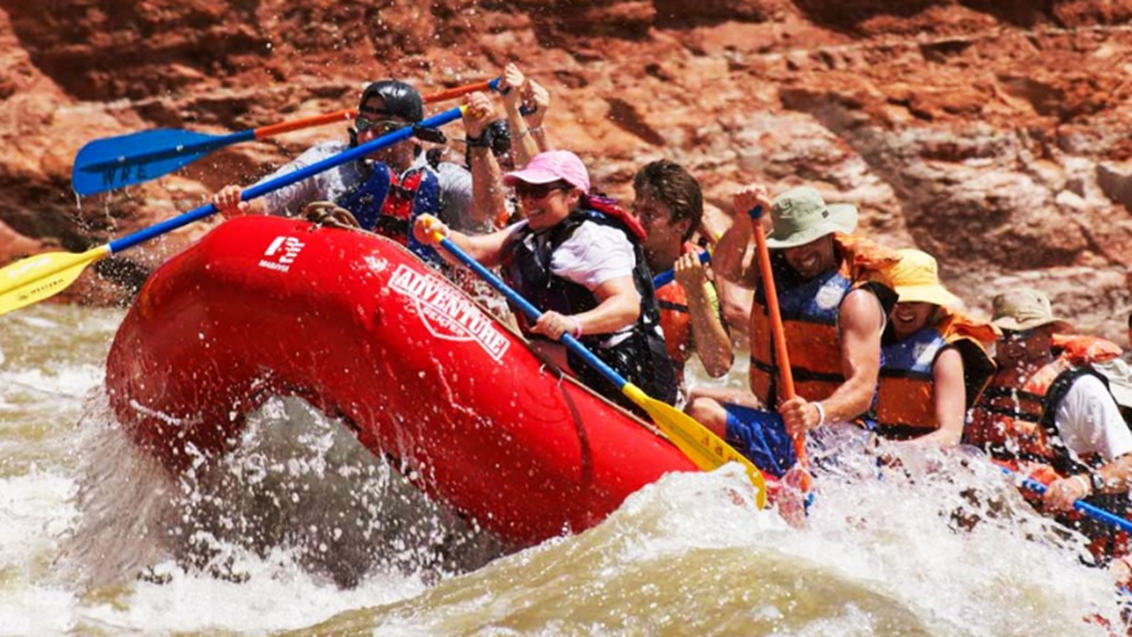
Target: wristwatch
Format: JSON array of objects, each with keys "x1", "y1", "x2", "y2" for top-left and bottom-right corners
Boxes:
[
  {"x1": 1089, "y1": 472, "x2": 1105, "y2": 494},
  {"x1": 465, "y1": 128, "x2": 493, "y2": 148}
]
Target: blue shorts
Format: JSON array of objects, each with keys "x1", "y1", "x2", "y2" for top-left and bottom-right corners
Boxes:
[{"x1": 723, "y1": 403, "x2": 798, "y2": 478}]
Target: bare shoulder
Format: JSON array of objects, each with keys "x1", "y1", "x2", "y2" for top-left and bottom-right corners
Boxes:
[{"x1": 839, "y1": 287, "x2": 885, "y2": 331}]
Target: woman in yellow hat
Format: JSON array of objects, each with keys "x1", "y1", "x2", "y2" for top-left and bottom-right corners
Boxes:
[{"x1": 873, "y1": 249, "x2": 997, "y2": 446}]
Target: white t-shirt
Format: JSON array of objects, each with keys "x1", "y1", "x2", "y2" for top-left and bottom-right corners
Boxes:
[
  {"x1": 1054, "y1": 374, "x2": 1132, "y2": 463},
  {"x1": 508, "y1": 218, "x2": 640, "y2": 344}
]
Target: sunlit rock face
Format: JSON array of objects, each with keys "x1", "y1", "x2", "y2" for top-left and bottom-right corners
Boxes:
[{"x1": 1, "y1": 0, "x2": 1130, "y2": 335}]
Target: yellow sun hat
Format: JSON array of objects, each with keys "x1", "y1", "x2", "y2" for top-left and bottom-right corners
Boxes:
[{"x1": 885, "y1": 248, "x2": 961, "y2": 307}]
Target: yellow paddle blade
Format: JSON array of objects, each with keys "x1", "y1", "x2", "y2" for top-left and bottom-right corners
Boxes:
[
  {"x1": 625, "y1": 384, "x2": 768, "y2": 509},
  {"x1": 0, "y1": 246, "x2": 110, "y2": 317}
]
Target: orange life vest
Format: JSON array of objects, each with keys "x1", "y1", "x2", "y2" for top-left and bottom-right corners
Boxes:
[
  {"x1": 656, "y1": 243, "x2": 703, "y2": 370},
  {"x1": 874, "y1": 310, "x2": 997, "y2": 439},
  {"x1": 966, "y1": 334, "x2": 1132, "y2": 563},
  {"x1": 749, "y1": 234, "x2": 898, "y2": 408},
  {"x1": 967, "y1": 334, "x2": 1123, "y2": 462},
  {"x1": 657, "y1": 281, "x2": 692, "y2": 365}
]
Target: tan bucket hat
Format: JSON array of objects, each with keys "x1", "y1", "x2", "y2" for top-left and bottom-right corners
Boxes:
[
  {"x1": 765, "y1": 186, "x2": 858, "y2": 249},
  {"x1": 990, "y1": 287, "x2": 1073, "y2": 333},
  {"x1": 886, "y1": 249, "x2": 961, "y2": 307}
]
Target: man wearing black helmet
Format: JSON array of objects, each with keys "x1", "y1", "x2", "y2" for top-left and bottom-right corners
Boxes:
[{"x1": 212, "y1": 79, "x2": 505, "y2": 257}]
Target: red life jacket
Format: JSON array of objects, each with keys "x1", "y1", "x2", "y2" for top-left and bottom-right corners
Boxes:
[{"x1": 967, "y1": 334, "x2": 1132, "y2": 563}]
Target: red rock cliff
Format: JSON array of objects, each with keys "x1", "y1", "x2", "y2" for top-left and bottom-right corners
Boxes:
[{"x1": 1, "y1": 0, "x2": 1130, "y2": 339}]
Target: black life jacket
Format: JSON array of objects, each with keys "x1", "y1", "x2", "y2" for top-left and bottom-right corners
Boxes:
[{"x1": 500, "y1": 206, "x2": 678, "y2": 409}]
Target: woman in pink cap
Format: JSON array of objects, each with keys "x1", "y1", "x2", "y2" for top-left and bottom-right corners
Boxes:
[{"x1": 413, "y1": 150, "x2": 678, "y2": 410}]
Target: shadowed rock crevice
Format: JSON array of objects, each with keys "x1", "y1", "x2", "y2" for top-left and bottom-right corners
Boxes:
[{"x1": 605, "y1": 98, "x2": 667, "y2": 147}]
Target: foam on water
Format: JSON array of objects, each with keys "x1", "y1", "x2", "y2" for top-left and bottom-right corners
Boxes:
[
  {"x1": 302, "y1": 452, "x2": 1122, "y2": 636},
  {"x1": 57, "y1": 393, "x2": 508, "y2": 635},
  {"x1": 3, "y1": 305, "x2": 1130, "y2": 636}
]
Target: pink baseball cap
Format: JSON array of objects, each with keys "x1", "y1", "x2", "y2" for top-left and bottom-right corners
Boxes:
[{"x1": 503, "y1": 150, "x2": 590, "y2": 193}]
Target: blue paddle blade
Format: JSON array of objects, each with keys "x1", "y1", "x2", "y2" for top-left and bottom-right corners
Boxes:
[{"x1": 72, "y1": 128, "x2": 250, "y2": 196}]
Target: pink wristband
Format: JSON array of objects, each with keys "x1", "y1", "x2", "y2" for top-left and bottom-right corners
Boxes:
[{"x1": 571, "y1": 317, "x2": 583, "y2": 338}]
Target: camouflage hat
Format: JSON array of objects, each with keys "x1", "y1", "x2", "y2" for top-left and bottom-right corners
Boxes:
[
  {"x1": 765, "y1": 186, "x2": 858, "y2": 249},
  {"x1": 990, "y1": 288, "x2": 1073, "y2": 333}
]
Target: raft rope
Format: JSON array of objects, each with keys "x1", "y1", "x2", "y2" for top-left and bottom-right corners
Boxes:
[{"x1": 302, "y1": 201, "x2": 362, "y2": 230}]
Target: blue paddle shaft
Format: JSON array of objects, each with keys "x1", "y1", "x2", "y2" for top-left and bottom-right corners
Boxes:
[
  {"x1": 107, "y1": 107, "x2": 463, "y2": 254},
  {"x1": 652, "y1": 251, "x2": 711, "y2": 288},
  {"x1": 1008, "y1": 469, "x2": 1132, "y2": 534},
  {"x1": 438, "y1": 236, "x2": 629, "y2": 392}
]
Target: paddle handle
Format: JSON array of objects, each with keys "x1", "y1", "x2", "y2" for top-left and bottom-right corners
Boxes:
[
  {"x1": 751, "y1": 205, "x2": 812, "y2": 493},
  {"x1": 751, "y1": 207, "x2": 795, "y2": 399},
  {"x1": 251, "y1": 79, "x2": 502, "y2": 140},
  {"x1": 430, "y1": 79, "x2": 498, "y2": 103},
  {"x1": 652, "y1": 251, "x2": 711, "y2": 288},
  {"x1": 437, "y1": 235, "x2": 628, "y2": 392},
  {"x1": 1009, "y1": 470, "x2": 1132, "y2": 534},
  {"x1": 108, "y1": 107, "x2": 464, "y2": 254},
  {"x1": 255, "y1": 109, "x2": 354, "y2": 139}
]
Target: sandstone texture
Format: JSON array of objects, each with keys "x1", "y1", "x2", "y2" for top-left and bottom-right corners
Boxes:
[{"x1": 1, "y1": 0, "x2": 1130, "y2": 340}]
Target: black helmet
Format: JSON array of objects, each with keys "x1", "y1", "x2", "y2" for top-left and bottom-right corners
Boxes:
[
  {"x1": 359, "y1": 80, "x2": 424, "y2": 123},
  {"x1": 486, "y1": 119, "x2": 512, "y2": 156}
]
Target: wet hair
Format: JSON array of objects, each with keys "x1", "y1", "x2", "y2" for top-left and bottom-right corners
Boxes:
[
  {"x1": 359, "y1": 80, "x2": 424, "y2": 123},
  {"x1": 632, "y1": 160, "x2": 703, "y2": 242}
]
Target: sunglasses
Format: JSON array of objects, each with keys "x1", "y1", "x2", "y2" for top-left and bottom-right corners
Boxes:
[
  {"x1": 355, "y1": 117, "x2": 405, "y2": 135},
  {"x1": 514, "y1": 180, "x2": 571, "y2": 200},
  {"x1": 1001, "y1": 328, "x2": 1038, "y2": 342}
]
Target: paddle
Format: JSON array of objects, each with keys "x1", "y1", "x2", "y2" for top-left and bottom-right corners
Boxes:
[
  {"x1": 751, "y1": 205, "x2": 813, "y2": 493},
  {"x1": 0, "y1": 106, "x2": 466, "y2": 318},
  {"x1": 1004, "y1": 468, "x2": 1132, "y2": 535},
  {"x1": 431, "y1": 231, "x2": 768, "y2": 508},
  {"x1": 72, "y1": 79, "x2": 500, "y2": 196},
  {"x1": 651, "y1": 251, "x2": 711, "y2": 288}
]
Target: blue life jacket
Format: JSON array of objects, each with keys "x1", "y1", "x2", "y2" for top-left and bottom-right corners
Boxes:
[{"x1": 337, "y1": 163, "x2": 441, "y2": 264}]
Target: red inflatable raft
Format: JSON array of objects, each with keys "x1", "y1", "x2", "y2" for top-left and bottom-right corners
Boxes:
[{"x1": 106, "y1": 215, "x2": 699, "y2": 546}]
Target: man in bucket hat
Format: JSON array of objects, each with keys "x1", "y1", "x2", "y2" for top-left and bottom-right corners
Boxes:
[
  {"x1": 871, "y1": 249, "x2": 997, "y2": 447},
  {"x1": 686, "y1": 183, "x2": 898, "y2": 480},
  {"x1": 966, "y1": 287, "x2": 1132, "y2": 564},
  {"x1": 412, "y1": 150, "x2": 678, "y2": 412}
]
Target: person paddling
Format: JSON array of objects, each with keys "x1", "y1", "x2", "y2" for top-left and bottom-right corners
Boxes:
[
  {"x1": 412, "y1": 150, "x2": 678, "y2": 412},
  {"x1": 211, "y1": 80, "x2": 507, "y2": 251},
  {"x1": 686, "y1": 184, "x2": 898, "y2": 477},
  {"x1": 966, "y1": 288, "x2": 1132, "y2": 563},
  {"x1": 871, "y1": 249, "x2": 997, "y2": 447},
  {"x1": 633, "y1": 160, "x2": 733, "y2": 389}
]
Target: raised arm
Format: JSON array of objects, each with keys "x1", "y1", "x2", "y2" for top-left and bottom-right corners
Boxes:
[
  {"x1": 713, "y1": 184, "x2": 769, "y2": 288},
  {"x1": 674, "y1": 252, "x2": 733, "y2": 377},
  {"x1": 462, "y1": 92, "x2": 508, "y2": 229},
  {"x1": 499, "y1": 64, "x2": 541, "y2": 168},
  {"x1": 524, "y1": 79, "x2": 552, "y2": 154}
]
